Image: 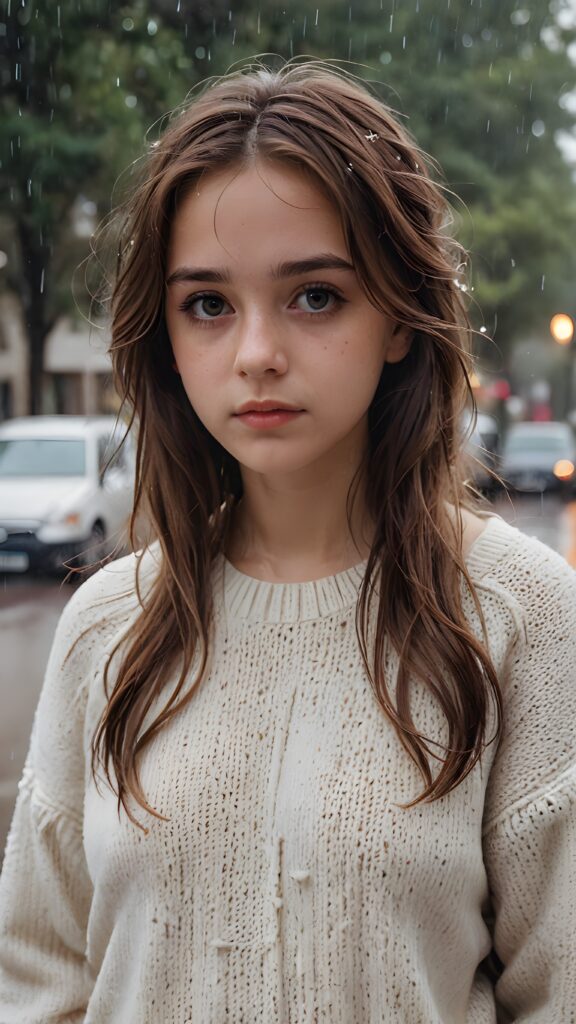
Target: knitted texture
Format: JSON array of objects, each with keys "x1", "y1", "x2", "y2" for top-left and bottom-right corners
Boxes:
[{"x1": 0, "y1": 515, "x2": 575, "y2": 1023}]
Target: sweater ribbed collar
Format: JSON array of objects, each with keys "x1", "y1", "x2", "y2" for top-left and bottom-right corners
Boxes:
[{"x1": 215, "y1": 515, "x2": 512, "y2": 626}]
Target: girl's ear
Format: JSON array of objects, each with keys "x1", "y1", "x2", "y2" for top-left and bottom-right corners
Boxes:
[{"x1": 385, "y1": 322, "x2": 413, "y2": 364}]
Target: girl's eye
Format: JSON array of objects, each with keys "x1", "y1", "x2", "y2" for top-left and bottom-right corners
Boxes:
[
  {"x1": 179, "y1": 294, "x2": 232, "y2": 320},
  {"x1": 293, "y1": 286, "x2": 343, "y2": 314}
]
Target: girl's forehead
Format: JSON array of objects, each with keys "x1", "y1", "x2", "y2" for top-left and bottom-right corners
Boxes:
[
  {"x1": 167, "y1": 162, "x2": 348, "y2": 270},
  {"x1": 175, "y1": 160, "x2": 334, "y2": 219}
]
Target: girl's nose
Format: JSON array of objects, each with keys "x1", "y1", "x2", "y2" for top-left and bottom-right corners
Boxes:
[{"x1": 233, "y1": 311, "x2": 289, "y2": 377}]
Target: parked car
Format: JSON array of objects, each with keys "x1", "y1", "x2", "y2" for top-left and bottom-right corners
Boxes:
[
  {"x1": 0, "y1": 416, "x2": 135, "y2": 575},
  {"x1": 501, "y1": 421, "x2": 576, "y2": 497}
]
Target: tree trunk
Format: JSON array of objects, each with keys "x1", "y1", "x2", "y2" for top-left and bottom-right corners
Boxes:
[{"x1": 17, "y1": 220, "x2": 53, "y2": 416}]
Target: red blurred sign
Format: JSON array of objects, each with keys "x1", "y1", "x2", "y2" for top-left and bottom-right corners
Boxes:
[{"x1": 490, "y1": 379, "x2": 511, "y2": 400}]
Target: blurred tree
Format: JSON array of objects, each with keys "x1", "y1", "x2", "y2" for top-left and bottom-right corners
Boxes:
[
  {"x1": 0, "y1": 0, "x2": 208, "y2": 412},
  {"x1": 1, "y1": 0, "x2": 576, "y2": 411}
]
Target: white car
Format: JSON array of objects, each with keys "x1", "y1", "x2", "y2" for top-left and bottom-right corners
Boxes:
[{"x1": 0, "y1": 416, "x2": 135, "y2": 575}]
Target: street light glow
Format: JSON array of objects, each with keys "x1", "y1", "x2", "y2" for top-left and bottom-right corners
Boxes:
[{"x1": 550, "y1": 313, "x2": 574, "y2": 345}]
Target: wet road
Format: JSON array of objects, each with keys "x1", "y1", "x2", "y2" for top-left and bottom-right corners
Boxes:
[{"x1": 1, "y1": 493, "x2": 576, "y2": 862}]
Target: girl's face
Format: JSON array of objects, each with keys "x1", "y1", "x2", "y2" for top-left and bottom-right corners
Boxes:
[{"x1": 165, "y1": 160, "x2": 410, "y2": 483}]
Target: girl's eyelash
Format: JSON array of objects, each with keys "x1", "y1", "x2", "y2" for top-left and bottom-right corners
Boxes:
[
  {"x1": 177, "y1": 292, "x2": 219, "y2": 314},
  {"x1": 294, "y1": 282, "x2": 347, "y2": 311},
  {"x1": 176, "y1": 283, "x2": 347, "y2": 325}
]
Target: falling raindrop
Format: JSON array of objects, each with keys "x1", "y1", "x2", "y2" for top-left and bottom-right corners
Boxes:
[
  {"x1": 302, "y1": 14, "x2": 307, "y2": 37},
  {"x1": 257, "y1": 11, "x2": 261, "y2": 34},
  {"x1": 541, "y1": 275, "x2": 545, "y2": 291},
  {"x1": 531, "y1": 120, "x2": 545, "y2": 137},
  {"x1": 40, "y1": 269, "x2": 44, "y2": 294},
  {"x1": 462, "y1": 33, "x2": 473, "y2": 48},
  {"x1": 480, "y1": 326, "x2": 487, "y2": 334},
  {"x1": 511, "y1": 258, "x2": 516, "y2": 268},
  {"x1": 315, "y1": 8, "x2": 319, "y2": 26},
  {"x1": 486, "y1": 119, "x2": 490, "y2": 133},
  {"x1": 147, "y1": 19, "x2": 158, "y2": 36}
]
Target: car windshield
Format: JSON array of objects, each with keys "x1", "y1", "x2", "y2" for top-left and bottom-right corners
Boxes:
[
  {"x1": 504, "y1": 434, "x2": 570, "y2": 455},
  {"x1": 0, "y1": 438, "x2": 86, "y2": 477}
]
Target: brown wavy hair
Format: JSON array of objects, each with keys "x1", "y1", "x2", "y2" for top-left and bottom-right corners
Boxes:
[{"x1": 92, "y1": 58, "x2": 502, "y2": 831}]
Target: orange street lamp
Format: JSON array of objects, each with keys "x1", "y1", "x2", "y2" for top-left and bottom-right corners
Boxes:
[
  {"x1": 550, "y1": 314, "x2": 576, "y2": 417},
  {"x1": 550, "y1": 313, "x2": 574, "y2": 346}
]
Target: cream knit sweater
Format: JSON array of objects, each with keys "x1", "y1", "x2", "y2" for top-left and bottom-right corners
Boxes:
[{"x1": 0, "y1": 515, "x2": 575, "y2": 1023}]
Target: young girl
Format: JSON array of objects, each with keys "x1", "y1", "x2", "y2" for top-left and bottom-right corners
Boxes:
[{"x1": 0, "y1": 60, "x2": 575, "y2": 1023}]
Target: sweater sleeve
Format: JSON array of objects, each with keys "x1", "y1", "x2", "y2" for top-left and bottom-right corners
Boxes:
[
  {"x1": 0, "y1": 562, "x2": 140, "y2": 1023},
  {"x1": 480, "y1": 543, "x2": 576, "y2": 1023}
]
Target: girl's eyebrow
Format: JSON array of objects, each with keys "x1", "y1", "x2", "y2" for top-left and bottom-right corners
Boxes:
[{"x1": 165, "y1": 253, "x2": 355, "y2": 286}]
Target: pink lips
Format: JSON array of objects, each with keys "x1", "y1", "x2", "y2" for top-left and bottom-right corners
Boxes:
[{"x1": 236, "y1": 409, "x2": 303, "y2": 429}]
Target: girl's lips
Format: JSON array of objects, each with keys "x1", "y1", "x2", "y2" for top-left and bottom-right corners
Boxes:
[{"x1": 236, "y1": 409, "x2": 304, "y2": 429}]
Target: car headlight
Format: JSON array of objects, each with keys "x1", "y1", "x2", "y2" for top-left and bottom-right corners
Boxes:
[
  {"x1": 48, "y1": 511, "x2": 82, "y2": 527},
  {"x1": 553, "y1": 459, "x2": 575, "y2": 480}
]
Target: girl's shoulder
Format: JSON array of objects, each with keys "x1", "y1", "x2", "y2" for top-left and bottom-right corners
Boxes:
[
  {"x1": 464, "y1": 511, "x2": 576, "y2": 587},
  {"x1": 53, "y1": 541, "x2": 162, "y2": 654},
  {"x1": 463, "y1": 513, "x2": 576, "y2": 653}
]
